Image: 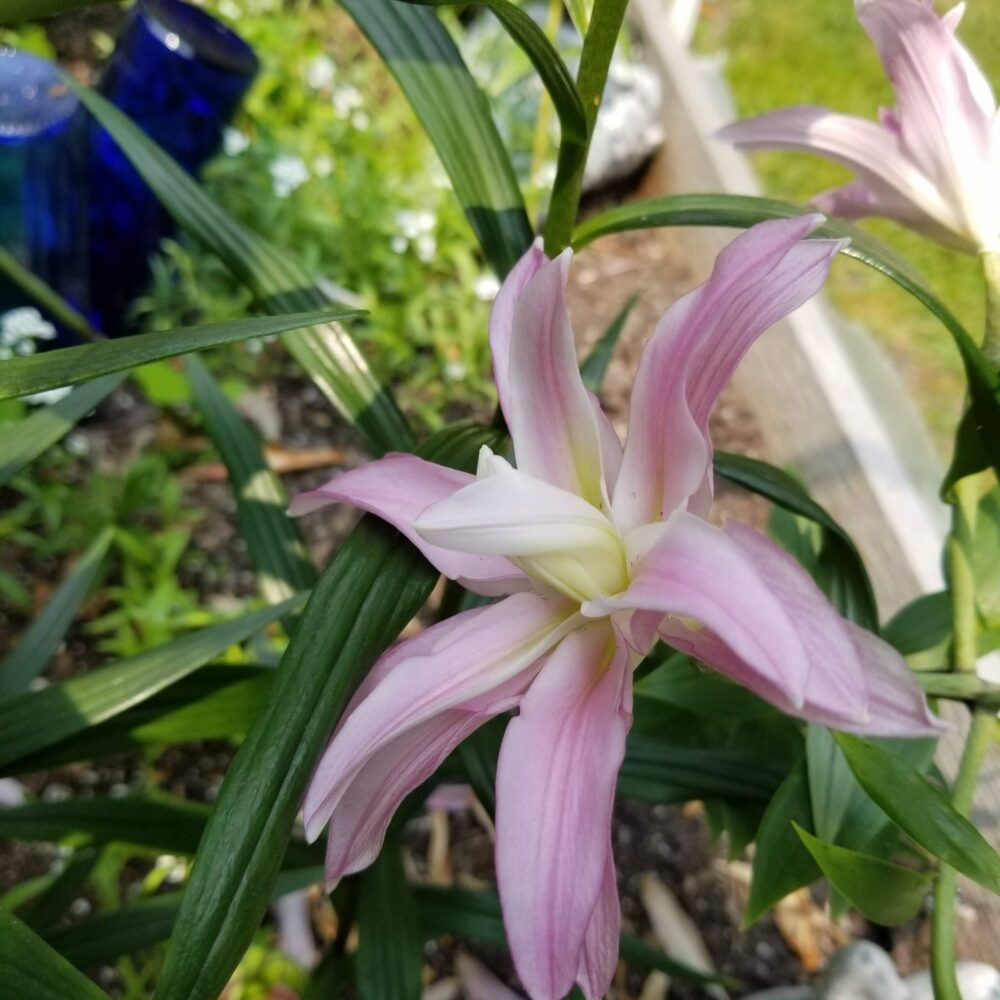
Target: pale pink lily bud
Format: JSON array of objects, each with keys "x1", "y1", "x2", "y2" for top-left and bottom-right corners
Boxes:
[
  {"x1": 290, "y1": 220, "x2": 943, "y2": 1000},
  {"x1": 717, "y1": 0, "x2": 1000, "y2": 254}
]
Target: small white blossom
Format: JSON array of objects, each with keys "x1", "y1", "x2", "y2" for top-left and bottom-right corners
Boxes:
[
  {"x1": 269, "y1": 154, "x2": 310, "y2": 198},
  {"x1": 0, "y1": 307, "x2": 56, "y2": 359},
  {"x1": 351, "y1": 110, "x2": 370, "y2": 132},
  {"x1": 306, "y1": 54, "x2": 336, "y2": 91},
  {"x1": 416, "y1": 233, "x2": 437, "y2": 262},
  {"x1": 390, "y1": 235, "x2": 408, "y2": 255},
  {"x1": 313, "y1": 153, "x2": 334, "y2": 178},
  {"x1": 394, "y1": 209, "x2": 436, "y2": 240},
  {"x1": 223, "y1": 127, "x2": 250, "y2": 157},
  {"x1": 473, "y1": 273, "x2": 500, "y2": 301},
  {"x1": 332, "y1": 84, "x2": 363, "y2": 119},
  {"x1": 445, "y1": 359, "x2": 467, "y2": 381}
]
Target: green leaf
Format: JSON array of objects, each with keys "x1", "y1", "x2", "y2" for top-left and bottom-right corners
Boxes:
[
  {"x1": 618, "y1": 732, "x2": 786, "y2": 804},
  {"x1": 0, "y1": 310, "x2": 359, "y2": 401},
  {"x1": 0, "y1": 911, "x2": 106, "y2": 1000},
  {"x1": 580, "y1": 291, "x2": 639, "y2": 392},
  {"x1": 69, "y1": 81, "x2": 413, "y2": 455},
  {"x1": 745, "y1": 761, "x2": 820, "y2": 926},
  {"x1": 11, "y1": 667, "x2": 274, "y2": 773},
  {"x1": 186, "y1": 356, "x2": 315, "y2": 605},
  {"x1": 340, "y1": 0, "x2": 533, "y2": 278},
  {"x1": 0, "y1": 595, "x2": 304, "y2": 772},
  {"x1": 45, "y1": 867, "x2": 322, "y2": 969},
  {"x1": 455, "y1": 715, "x2": 505, "y2": 817},
  {"x1": 0, "y1": 248, "x2": 100, "y2": 342},
  {"x1": 0, "y1": 797, "x2": 211, "y2": 855},
  {"x1": 715, "y1": 450, "x2": 878, "y2": 630},
  {"x1": 153, "y1": 422, "x2": 500, "y2": 1000},
  {"x1": 835, "y1": 733, "x2": 1000, "y2": 894},
  {"x1": 303, "y1": 951, "x2": 354, "y2": 1000},
  {"x1": 0, "y1": 796, "x2": 320, "y2": 871},
  {"x1": 793, "y1": 824, "x2": 931, "y2": 926},
  {"x1": 16, "y1": 849, "x2": 98, "y2": 932},
  {"x1": 406, "y1": 0, "x2": 587, "y2": 145},
  {"x1": 969, "y1": 486, "x2": 1000, "y2": 626},
  {"x1": 572, "y1": 194, "x2": 1000, "y2": 487},
  {"x1": 357, "y1": 841, "x2": 422, "y2": 1000},
  {"x1": 883, "y1": 591, "x2": 951, "y2": 661},
  {"x1": 0, "y1": 528, "x2": 113, "y2": 698},
  {"x1": 0, "y1": 374, "x2": 124, "y2": 486},
  {"x1": 415, "y1": 886, "x2": 733, "y2": 987}
]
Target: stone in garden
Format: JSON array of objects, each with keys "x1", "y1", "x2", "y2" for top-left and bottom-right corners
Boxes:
[
  {"x1": 903, "y1": 963, "x2": 1000, "y2": 1000},
  {"x1": 814, "y1": 942, "x2": 908, "y2": 1000}
]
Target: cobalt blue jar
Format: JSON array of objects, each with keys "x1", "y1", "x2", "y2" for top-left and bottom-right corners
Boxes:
[
  {"x1": 86, "y1": 0, "x2": 259, "y2": 333},
  {"x1": 0, "y1": 49, "x2": 88, "y2": 325}
]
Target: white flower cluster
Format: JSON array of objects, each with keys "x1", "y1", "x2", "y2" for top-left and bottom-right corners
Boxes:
[
  {"x1": 0, "y1": 307, "x2": 56, "y2": 360},
  {"x1": 392, "y1": 209, "x2": 437, "y2": 262},
  {"x1": 269, "y1": 154, "x2": 310, "y2": 198}
]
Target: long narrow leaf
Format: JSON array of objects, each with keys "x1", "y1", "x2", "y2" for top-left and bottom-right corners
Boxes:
[
  {"x1": 69, "y1": 81, "x2": 414, "y2": 455},
  {"x1": 580, "y1": 290, "x2": 639, "y2": 392},
  {"x1": 11, "y1": 667, "x2": 273, "y2": 773},
  {"x1": 340, "y1": 0, "x2": 533, "y2": 278},
  {"x1": 45, "y1": 867, "x2": 323, "y2": 969},
  {"x1": 186, "y1": 356, "x2": 315, "y2": 604},
  {"x1": 153, "y1": 422, "x2": 501, "y2": 1000},
  {"x1": 0, "y1": 594, "x2": 305, "y2": 771},
  {"x1": 357, "y1": 840, "x2": 422, "y2": 1000},
  {"x1": 572, "y1": 194, "x2": 1000, "y2": 484},
  {"x1": 0, "y1": 528, "x2": 113, "y2": 698},
  {"x1": 0, "y1": 374, "x2": 124, "y2": 486},
  {"x1": 714, "y1": 450, "x2": 878, "y2": 631},
  {"x1": 0, "y1": 309, "x2": 359, "y2": 400},
  {"x1": 0, "y1": 795, "x2": 320, "y2": 867},
  {"x1": 0, "y1": 911, "x2": 106, "y2": 1000},
  {"x1": 406, "y1": 0, "x2": 587, "y2": 145},
  {"x1": 0, "y1": 248, "x2": 99, "y2": 342},
  {"x1": 16, "y1": 849, "x2": 98, "y2": 933},
  {"x1": 836, "y1": 733, "x2": 1000, "y2": 893}
]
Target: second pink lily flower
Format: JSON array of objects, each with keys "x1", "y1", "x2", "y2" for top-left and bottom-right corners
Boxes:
[
  {"x1": 718, "y1": 0, "x2": 1000, "y2": 254},
  {"x1": 291, "y1": 216, "x2": 943, "y2": 1000}
]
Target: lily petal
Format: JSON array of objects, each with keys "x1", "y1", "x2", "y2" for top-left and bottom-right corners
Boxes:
[
  {"x1": 416, "y1": 451, "x2": 628, "y2": 602},
  {"x1": 495, "y1": 623, "x2": 629, "y2": 1000},
  {"x1": 577, "y1": 850, "x2": 621, "y2": 1000},
  {"x1": 589, "y1": 511, "x2": 818, "y2": 712},
  {"x1": 505, "y1": 251, "x2": 610, "y2": 509},
  {"x1": 303, "y1": 592, "x2": 574, "y2": 847},
  {"x1": 857, "y1": 0, "x2": 998, "y2": 248},
  {"x1": 490, "y1": 238, "x2": 548, "y2": 419},
  {"x1": 289, "y1": 453, "x2": 528, "y2": 596},
  {"x1": 717, "y1": 107, "x2": 966, "y2": 241},
  {"x1": 612, "y1": 217, "x2": 841, "y2": 531}
]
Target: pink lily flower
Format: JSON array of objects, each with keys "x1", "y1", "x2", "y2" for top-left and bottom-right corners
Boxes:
[
  {"x1": 716, "y1": 0, "x2": 1000, "y2": 253},
  {"x1": 290, "y1": 216, "x2": 944, "y2": 1000}
]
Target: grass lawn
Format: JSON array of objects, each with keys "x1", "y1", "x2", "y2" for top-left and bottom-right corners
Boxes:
[{"x1": 696, "y1": 0, "x2": 1000, "y2": 447}]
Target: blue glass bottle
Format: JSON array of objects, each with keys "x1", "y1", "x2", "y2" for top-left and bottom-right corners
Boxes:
[
  {"x1": 86, "y1": 0, "x2": 258, "y2": 333},
  {"x1": 0, "y1": 49, "x2": 88, "y2": 330}
]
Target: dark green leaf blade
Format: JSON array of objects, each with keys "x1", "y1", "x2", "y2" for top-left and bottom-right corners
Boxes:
[
  {"x1": 68, "y1": 81, "x2": 413, "y2": 455},
  {"x1": 580, "y1": 291, "x2": 639, "y2": 392},
  {"x1": 0, "y1": 310, "x2": 359, "y2": 400},
  {"x1": 836, "y1": 733, "x2": 1000, "y2": 893},
  {"x1": 745, "y1": 761, "x2": 820, "y2": 925},
  {"x1": 406, "y1": 0, "x2": 587, "y2": 144},
  {"x1": 186, "y1": 356, "x2": 315, "y2": 604},
  {"x1": 357, "y1": 841, "x2": 422, "y2": 1000},
  {"x1": 0, "y1": 911, "x2": 106, "y2": 1000},
  {"x1": 340, "y1": 0, "x2": 533, "y2": 278},
  {"x1": 0, "y1": 528, "x2": 113, "y2": 698},
  {"x1": 0, "y1": 374, "x2": 124, "y2": 486},
  {"x1": 153, "y1": 422, "x2": 500, "y2": 1000},
  {"x1": 0, "y1": 594, "x2": 305, "y2": 771},
  {"x1": 793, "y1": 824, "x2": 931, "y2": 926}
]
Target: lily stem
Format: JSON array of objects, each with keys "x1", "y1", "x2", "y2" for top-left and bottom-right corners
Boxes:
[
  {"x1": 982, "y1": 250, "x2": 1000, "y2": 369},
  {"x1": 543, "y1": 0, "x2": 629, "y2": 255},
  {"x1": 931, "y1": 471, "x2": 987, "y2": 1000},
  {"x1": 930, "y1": 708, "x2": 995, "y2": 1000}
]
